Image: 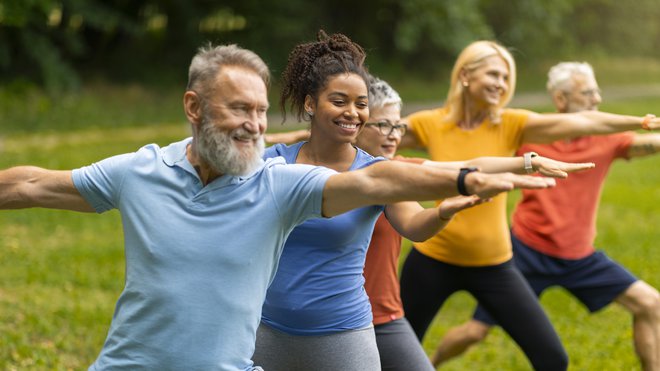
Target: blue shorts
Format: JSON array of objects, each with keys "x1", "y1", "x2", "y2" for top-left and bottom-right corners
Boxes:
[{"x1": 474, "y1": 232, "x2": 638, "y2": 325}]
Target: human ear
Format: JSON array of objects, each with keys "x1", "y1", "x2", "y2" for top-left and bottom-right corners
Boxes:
[
  {"x1": 184, "y1": 91, "x2": 203, "y2": 126},
  {"x1": 552, "y1": 90, "x2": 568, "y2": 112},
  {"x1": 304, "y1": 95, "x2": 316, "y2": 116},
  {"x1": 459, "y1": 69, "x2": 470, "y2": 87}
]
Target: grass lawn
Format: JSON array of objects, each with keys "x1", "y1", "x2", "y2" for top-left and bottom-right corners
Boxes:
[
  {"x1": 0, "y1": 94, "x2": 658, "y2": 369},
  {"x1": 0, "y1": 125, "x2": 190, "y2": 369}
]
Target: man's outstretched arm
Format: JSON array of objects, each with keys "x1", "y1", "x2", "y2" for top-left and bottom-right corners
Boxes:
[
  {"x1": 628, "y1": 133, "x2": 660, "y2": 158},
  {"x1": 0, "y1": 166, "x2": 94, "y2": 212},
  {"x1": 321, "y1": 160, "x2": 555, "y2": 217}
]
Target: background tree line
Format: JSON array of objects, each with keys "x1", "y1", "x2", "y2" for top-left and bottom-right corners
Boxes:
[{"x1": 1, "y1": 0, "x2": 659, "y2": 92}]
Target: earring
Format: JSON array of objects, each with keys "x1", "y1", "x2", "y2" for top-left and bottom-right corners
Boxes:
[
  {"x1": 306, "y1": 110, "x2": 314, "y2": 116},
  {"x1": 462, "y1": 81, "x2": 469, "y2": 87}
]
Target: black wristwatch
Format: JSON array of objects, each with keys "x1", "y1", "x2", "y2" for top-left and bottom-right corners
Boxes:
[{"x1": 457, "y1": 167, "x2": 479, "y2": 196}]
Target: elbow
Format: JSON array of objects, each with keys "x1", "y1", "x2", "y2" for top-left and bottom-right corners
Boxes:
[{"x1": 405, "y1": 230, "x2": 436, "y2": 243}]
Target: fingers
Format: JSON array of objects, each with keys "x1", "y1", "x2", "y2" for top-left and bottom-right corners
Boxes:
[
  {"x1": 537, "y1": 159, "x2": 595, "y2": 178},
  {"x1": 563, "y1": 162, "x2": 595, "y2": 172},
  {"x1": 467, "y1": 172, "x2": 556, "y2": 200},
  {"x1": 506, "y1": 173, "x2": 556, "y2": 190},
  {"x1": 519, "y1": 176, "x2": 556, "y2": 188},
  {"x1": 539, "y1": 168, "x2": 568, "y2": 178},
  {"x1": 438, "y1": 195, "x2": 485, "y2": 216}
]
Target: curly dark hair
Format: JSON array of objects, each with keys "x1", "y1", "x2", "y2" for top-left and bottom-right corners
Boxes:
[{"x1": 280, "y1": 30, "x2": 370, "y2": 122}]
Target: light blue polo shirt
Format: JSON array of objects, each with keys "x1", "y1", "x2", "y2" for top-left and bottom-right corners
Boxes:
[
  {"x1": 261, "y1": 142, "x2": 385, "y2": 335},
  {"x1": 72, "y1": 137, "x2": 334, "y2": 371}
]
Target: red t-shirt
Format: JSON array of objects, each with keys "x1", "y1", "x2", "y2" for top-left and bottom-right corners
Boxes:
[
  {"x1": 511, "y1": 133, "x2": 634, "y2": 259},
  {"x1": 363, "y1": 213, "x2": 405, "y2": 325},
  {"x1": 363, "y1": 156, "x2": 425, "y2": 324}
]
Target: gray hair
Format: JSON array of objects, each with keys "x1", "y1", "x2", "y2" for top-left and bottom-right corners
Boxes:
[
  {"x1": 546, "y1": 62, "x2": 595, "y2": 93},
  {"x1": 187, "y1": 43, "x2": 270, "y2": 96},
  {"x1": 367, "y1": 75, "x2": 402, "y2": 111}
]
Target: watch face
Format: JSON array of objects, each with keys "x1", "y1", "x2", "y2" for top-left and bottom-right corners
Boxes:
[{"x1": 524, "y1": 152, "x2": 535, "y2": 173}]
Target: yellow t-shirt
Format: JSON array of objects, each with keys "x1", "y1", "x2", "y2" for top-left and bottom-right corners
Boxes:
[{"x1": 410, "y1": 107, "x2": 530, "y2": 266}]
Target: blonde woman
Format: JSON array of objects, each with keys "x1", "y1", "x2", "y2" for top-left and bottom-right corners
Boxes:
[{"x1": 398, "y1": 40, "x2": 659, "y2": 370}]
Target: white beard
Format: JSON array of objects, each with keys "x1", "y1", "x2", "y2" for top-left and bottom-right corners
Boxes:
[{"x1": 197, "y1": 118, "x2": 265, "y2": 176}]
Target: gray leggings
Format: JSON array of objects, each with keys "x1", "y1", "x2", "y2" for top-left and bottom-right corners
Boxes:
[
  {"x1": 375, "y1": 318, "x2": 434, "y2": 371},
  {"x1": 252, "y1": 322, "x2": 381, "y2": 371}
]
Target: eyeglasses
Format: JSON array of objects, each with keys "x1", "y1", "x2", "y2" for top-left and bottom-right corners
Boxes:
[
  {"x1": 364, "y1": 121, "x2": 407, "y2": 136},
  {"x1": 579, "y1": 88, "x2": 601, "y2": 98}
]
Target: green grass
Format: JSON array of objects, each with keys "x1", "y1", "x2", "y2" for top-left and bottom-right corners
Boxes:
[
  {"x1": 0, "y1": 81, "x2": 185, "y2": 135},
  {"x1": 0, "y1": 76, "x2": 659, "y2": 369},
  {"x1": 0, "y1": 125, "x2": 190, "y2": 369}
]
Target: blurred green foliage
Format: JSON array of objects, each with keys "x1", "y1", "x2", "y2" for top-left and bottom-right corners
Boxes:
[{"x1": 1, "y1": 0, "x2": 660, "y2": 93}]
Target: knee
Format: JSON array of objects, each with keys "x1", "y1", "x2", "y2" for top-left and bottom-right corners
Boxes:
[
  {"x1": 628, "y1": 285, "x2": 660, "y2": 319},
  {"x1": 640, "y1": 288, "x2": 660, "y2": 319}
]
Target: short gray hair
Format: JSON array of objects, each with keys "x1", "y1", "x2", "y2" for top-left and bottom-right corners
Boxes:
[
  {"x1": 547, "y1": 62, "x2": 595, "y2": 93},
  {"x1": 367, "y1": 75, "x2": 402, "y2": 111},
  {"x1": 187, "y1": 43, "x2": 270, "y2": 96}
]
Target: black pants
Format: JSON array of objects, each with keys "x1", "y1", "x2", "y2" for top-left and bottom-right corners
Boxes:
[{"x1": 400, "y1": 248, "x2": 568, "y2": 371}]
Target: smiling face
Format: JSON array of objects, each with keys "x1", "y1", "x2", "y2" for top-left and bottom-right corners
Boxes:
[
  {"x1": 188, "y1": 65, "x2": 269, "y2": 175},
  {"x1": 354, "y1": 103, "x2": 402, "y2": 159},
  {"x1": 463, "y1": 55, "x2": 510, "y2": 109},
  {"x1": 306, "y1": 73, "x2": 369, "y2": 143}
]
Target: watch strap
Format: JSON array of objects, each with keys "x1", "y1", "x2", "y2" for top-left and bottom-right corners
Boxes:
[
  {"x1": 523, "y1": 152, "x2": 538, "y2": 174},
  {"x1": 457, "y1": 167, "x2": 479, "y2": 196}
]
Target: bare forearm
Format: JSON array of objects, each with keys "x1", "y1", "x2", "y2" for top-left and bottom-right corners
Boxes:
[
  {"x1": 424, "y1": 157, "x2": 526, "y2": 173},
  {"x1": 1, "y1": 166, "x2": 40, "y2": 209},
  {"x1": 322, "y1": 161, "x2": 555, "y2": 217},
  {"x1": 398, "y1": 207, "x2": 447, "y2": 242},
  {"x1": 265, "y1": 129, "x2": 309, "y2": 145},
  {"x1": 425, "y1": 156, "x2": 580, "y2": 176},
  {"x1": 524, "y1": 111, "x2": 655, "y2": 143},
  {"x1": 386, "y1": 202, "x2": 449, "y2": 242},
  {"x1": 628, "y1": 133, "x2": 660, "y2": 158},
  {"x1": 0, "y1": 166, "x2": 92, "y2": 211},
  {"x1": 323, "y1": 161, "x2": 459, "y2": 217},
  {"x1": 464, "y1": 157, "x2": 526, "y2": 174},
  {"x1": 576, "y1": 111, "x2": 645, "y2": 135},
  {"x1": 364, "y1": 161, "x2": 462, "y2": 202}
]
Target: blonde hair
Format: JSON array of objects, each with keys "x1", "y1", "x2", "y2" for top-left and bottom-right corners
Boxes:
[{"x1": 444, "y1": 40, "x2": 516, "y2": 124}]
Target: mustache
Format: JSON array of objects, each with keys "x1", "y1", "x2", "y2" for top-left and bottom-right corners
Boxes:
[{"x1": 231, "y1": 127, "x2": 262, "y2": 141}]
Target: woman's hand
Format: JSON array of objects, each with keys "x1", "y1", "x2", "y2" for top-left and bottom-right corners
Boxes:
[
  {"x1": 437, "y1": 195, "x2": 489, "y2": 221},
  {"x1": 532, "y1": 156, "x2": 595, "y2": 178}
]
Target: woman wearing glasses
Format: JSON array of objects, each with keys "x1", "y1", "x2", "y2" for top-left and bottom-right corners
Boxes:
[
  {"x1": 356, "y1": 77, "x2": 480, "y2": 370},
  {"x1": 355, "y1": 76, "x2": 592, "y2": 370}
]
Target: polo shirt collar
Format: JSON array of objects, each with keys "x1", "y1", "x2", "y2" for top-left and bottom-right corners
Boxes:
[{"x1": 161, "y1": 137, "x2": 266, "y2": 186}]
